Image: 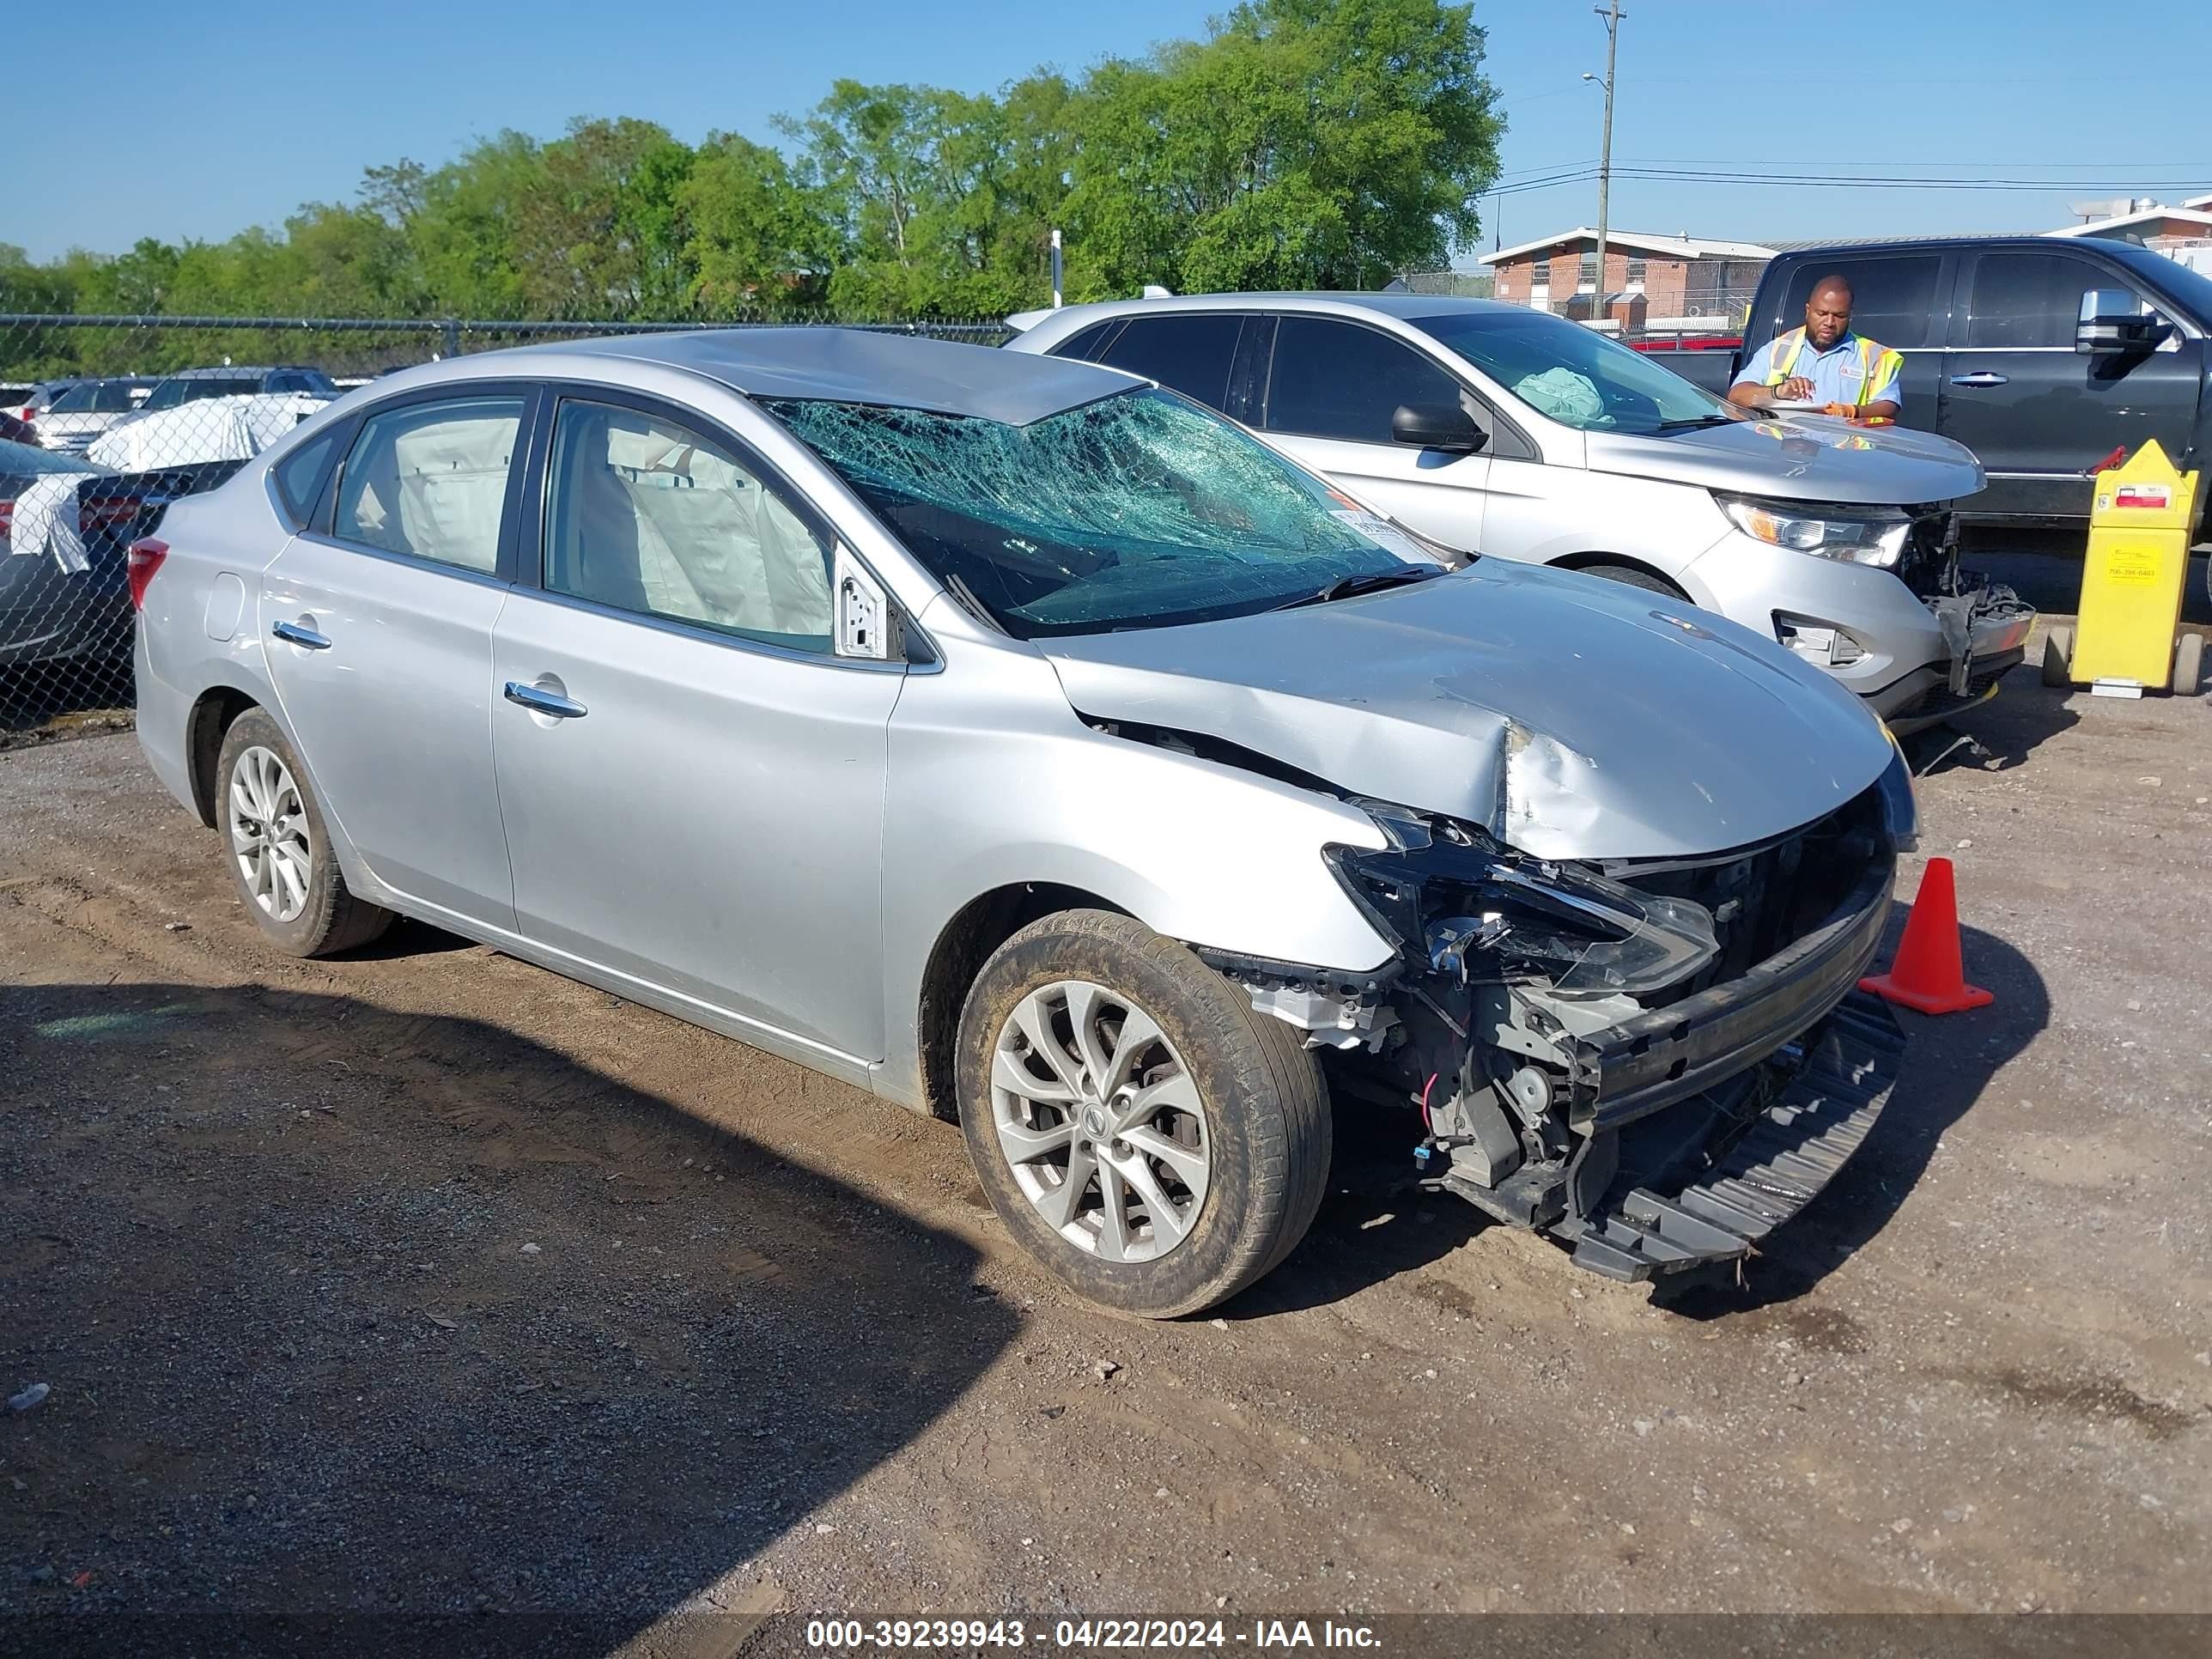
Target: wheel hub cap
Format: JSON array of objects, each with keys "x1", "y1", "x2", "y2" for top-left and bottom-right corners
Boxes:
[{"x1": 989, "y1": 979, "x2": 1212, "y2": 1265}]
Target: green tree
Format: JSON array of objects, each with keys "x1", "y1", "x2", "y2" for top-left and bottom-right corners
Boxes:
[
  {"x1": 680, "y1": 133, "x2": 830, "y2": 313},
  {"x1": 1065, "y1": 0, "x2": 1503, "y2": 295}
]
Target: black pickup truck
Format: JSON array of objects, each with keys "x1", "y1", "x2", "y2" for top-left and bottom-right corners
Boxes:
[{"x1": 1645, "y1": 236, "x2": 2212, "y2": 537}]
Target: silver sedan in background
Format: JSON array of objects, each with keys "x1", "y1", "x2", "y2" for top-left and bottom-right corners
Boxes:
[{"x1": 132, "y1": 330, "x2": 1917, "y2": 1315}]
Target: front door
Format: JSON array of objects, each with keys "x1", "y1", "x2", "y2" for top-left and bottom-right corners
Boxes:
[
  {"x1": 1942, "y1": 247, "x2": 2207, "y2": 520},
  {"x1": 1256, "y1": 314, "x2": 1492, "y2": 555},
  {"x1": 489, "y1": 392, "x2": 904, "y2": 1063},
  {"x1": 259, "y1": 388, "x2": 532, "y2": 932}
]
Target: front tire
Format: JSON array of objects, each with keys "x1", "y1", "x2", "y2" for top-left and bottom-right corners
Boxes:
[
  {"x1": 216, "y1": 708, "x2": 393, "y2": 957},
  {"x1": 956, "y1": 910, "x2": 1330, "y2": 1318}
]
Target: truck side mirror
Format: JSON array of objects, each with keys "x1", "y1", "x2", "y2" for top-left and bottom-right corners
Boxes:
[
  {"x1": 2075, "y1": 289, "x2": 2161, "y2": 355},
  {"x1": 1392, "y1": 404, "x2": 1486, "y2": 453}
]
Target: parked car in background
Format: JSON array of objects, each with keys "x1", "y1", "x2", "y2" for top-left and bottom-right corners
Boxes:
[
  {"x1": 136, "y1": 329, "x2": 1917, "y2": 1315},
  {"x1": 15, "y1": 377, "x2": 89, "y2": 427},
  {"x1": 0, "y1": 437, "x2": 218, "y2": 672},
  {"x1": 88, "y1": 392, "x2": 333, "y2": 472},
  {"x1": 0, "y1": 410, "x2": 38, "y2": 447},
  {"x1": 32, "y1": 375, "x2": 152, "y2": 454},
  {"x1": 1009, "y1": 294, "x2": 2033, "y2": 732},
  {"x1": 1638, "y1": 236, "x2": 2212, "y2": 540},
  {"x1": 136, "y1": 366, "x2": 340, "y2": 412}
]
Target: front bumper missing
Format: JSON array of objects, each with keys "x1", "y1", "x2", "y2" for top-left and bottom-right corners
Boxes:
[
  {"x1": 1564, "y1": 993, "x2": 1905, "y2": 1281},
  {"x1": 1878, "y1": 579, "x2": 2036, "y2": 734},
  {"x1": 1563, "y1": 852, "x2": 1893, "y2": 1133}
]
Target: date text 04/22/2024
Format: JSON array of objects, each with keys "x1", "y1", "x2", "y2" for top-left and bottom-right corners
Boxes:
[{"x1": 803, "y1": 1619, "x2": 1383, "y2": 1650}]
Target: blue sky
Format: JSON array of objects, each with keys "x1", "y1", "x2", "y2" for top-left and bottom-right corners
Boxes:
[{"x1": 13, "y1": 0, "x2": 2212, "y2": 266}]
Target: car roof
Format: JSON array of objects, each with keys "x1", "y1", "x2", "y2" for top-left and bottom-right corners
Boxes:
[
  {"x1": 1044, "y1": 291, "x2": 1522, "y2": 320},
  {"x1": 489, "y1": 327, "x2": 1139, "y2": 424},
  {"x1": 155, "y1": 366, "x2": 307, "y2": 379}
]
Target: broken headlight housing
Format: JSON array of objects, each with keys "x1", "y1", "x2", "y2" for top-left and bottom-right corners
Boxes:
[
  {"x1": 1325, "y1": 807, "x2": 1719, "y2": 999},
  {"x1": 1717, "y1": 492, "x2": 1911, "y2": 568}
]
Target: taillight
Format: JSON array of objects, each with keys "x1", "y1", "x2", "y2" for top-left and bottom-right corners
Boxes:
[
  {"x1": 79, "y1": 495, "x2": 141, "y2": 530},
  {"x1": 0, "y1": 499, "x2": 13, "y2": 538},
  {"x1": 126, "y1": 537, "x2": 168, "y2": 610}
]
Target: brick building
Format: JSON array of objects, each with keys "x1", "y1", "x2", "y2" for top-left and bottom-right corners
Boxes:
[{"x1": 1480, "y1": 228, "x2": 1777, "y2": 325}]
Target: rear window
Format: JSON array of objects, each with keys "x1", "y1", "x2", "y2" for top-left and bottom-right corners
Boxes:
[
  {"x1": 0, "y1": 437, "x2": 100, "y2": 477},
  {"x1": 272, "y1": 428, "x2": 343, "y2": 527},
  {"x1": 1778, "y1": 256, "x2": 1944, "y2": 349},
  {"x1": 48, "y1": 381, "x2": 142, "y2": 414},
  {"x1": 143, "y1": 375, "x2": 264, "y2": 410}
]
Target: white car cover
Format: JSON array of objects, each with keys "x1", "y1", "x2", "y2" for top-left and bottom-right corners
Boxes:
[
  {"x1": 5, "y1": 473, "x2": 93, "y2": 573},
  {"x1": 88, "y1": 393, "x2": 332, "y2": 472}
]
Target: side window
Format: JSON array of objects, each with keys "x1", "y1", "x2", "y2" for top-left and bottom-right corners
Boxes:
[
  {"x1": 1265, "y1": 317, "x2": 1465, "y2": 444},
  {"x1": 1050, "y1": 320, "x2": 1121, "y2": 362},
  {"x1": 1966, "y1": 252, "x2": 2112, "y2": 349},
  {"x1": 1091, "y1": 315, "x2": 1245, "y2": 411},
  {"x1": 272, "y1": 428, "x2": 343, "y2": 528},
  {"x1": 331, "y1": 395, "x2": 523, "y2": 574},
  {"x1": 544, "y1": 398, "x2": 835, "y2": 653},
  {"x1": 267, "y1": 372, "x2": 301, "y2": 394},
  {"x1": 1778, "y1": 257, "x2": 1942, "y2": 349}
]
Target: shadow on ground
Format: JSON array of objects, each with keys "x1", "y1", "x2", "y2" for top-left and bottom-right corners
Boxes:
[
  {"x1": 1, "y1": 981, "x2": 1019, "y2": 1654},
  {"x1": 1906, "y1": 679, "x2": 2082, "y2": 775},
  {"x1": 1659, "y1": 916, "x2": 2049, "y2": 1318}
]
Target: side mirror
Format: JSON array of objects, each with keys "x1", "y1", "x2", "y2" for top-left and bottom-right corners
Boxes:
[
  {"x1": 2075, "y1": 288, "x2": 2161, "y2": 355},
  {"x1": 1391, "y1": 403, "x2": 1486, "y2": 453},
  {"x1": 833, "y1": 546, "x2": 899, "y2": 661}
]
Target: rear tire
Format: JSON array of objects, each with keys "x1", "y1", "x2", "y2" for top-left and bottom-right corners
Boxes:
[
  {"x1": 956, "y1": 910, "x2": 1330, "y2": 1318},
  {"x1": 215, "y1": 708, "x2": 393, "y2": 957},
  {"x1": 1577, "y1": 561, "x2": 1686, "y2": 599}
]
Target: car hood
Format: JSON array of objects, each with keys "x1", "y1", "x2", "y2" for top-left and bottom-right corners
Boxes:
[
  {"x1": 1583, "y1": 416, "x2": 1984, "y2": 506},
  {"x1": 1036, "y1": 560, "x2": 1895, "y2": 861}
]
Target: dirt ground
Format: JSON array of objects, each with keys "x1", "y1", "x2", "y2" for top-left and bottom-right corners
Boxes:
[{"x1": 3, "y1": 648, "x2": 2209, "y2": 1649}]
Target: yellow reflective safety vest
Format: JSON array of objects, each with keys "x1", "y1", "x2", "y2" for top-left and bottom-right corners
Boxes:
[{"x1": 1765, "y1": 328, "x2": 1902, "y2": 407}]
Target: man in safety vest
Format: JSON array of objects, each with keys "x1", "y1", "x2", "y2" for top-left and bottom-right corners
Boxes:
[{"x1": 1727, "y1": 274, "x2": 1903, "y2": 422}]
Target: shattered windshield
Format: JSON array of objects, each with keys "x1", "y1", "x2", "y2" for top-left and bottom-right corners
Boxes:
[{"x1": 760, "y1": 388, "x2": 1416, "y2": 637}]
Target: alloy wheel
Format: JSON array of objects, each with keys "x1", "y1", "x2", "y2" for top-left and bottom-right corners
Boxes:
[
  {"x1": 990, "y1": 979, "x2": 1212, "y2": 1263},
  {"x1": 228, "y1": 744, "x2": 312, "y2": 924}
]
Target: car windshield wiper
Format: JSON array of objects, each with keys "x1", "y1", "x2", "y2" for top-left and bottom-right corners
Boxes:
[
  {"x1": 1651, "y1": 415, "x2": 1737, "y2": 432},
  {"x1": 1276, "y1": 565, "x2": 1444, "y2": 611}
]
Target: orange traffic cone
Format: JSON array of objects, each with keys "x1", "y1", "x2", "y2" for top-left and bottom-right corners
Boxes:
[{"x1": 1858, "y1": 857, "x2": 1993, "y2": 1015}]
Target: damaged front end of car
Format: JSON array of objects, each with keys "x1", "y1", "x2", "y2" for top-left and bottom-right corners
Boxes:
[{"x1": 1206, "y1": 746, "x2": 1918, "y2": 1282}]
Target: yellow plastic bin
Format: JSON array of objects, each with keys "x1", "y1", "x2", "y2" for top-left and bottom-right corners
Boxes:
[{"x1": 2042, "y1": 439, "x2": 2203, "y2": 696}]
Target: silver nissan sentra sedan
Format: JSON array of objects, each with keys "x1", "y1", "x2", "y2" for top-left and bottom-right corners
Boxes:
[{"x1": 131, "y1": 329, "x2": 1917, "y2": 1316}]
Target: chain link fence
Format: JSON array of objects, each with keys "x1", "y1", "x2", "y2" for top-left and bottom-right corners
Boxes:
[{"x1": 0, "y1": 312, "x2": 1007, "y2": 747}]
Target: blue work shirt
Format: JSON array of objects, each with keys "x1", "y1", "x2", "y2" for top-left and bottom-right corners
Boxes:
[{"x1": 1731, "y1": 330, "x2": 1902, "y2": 409}]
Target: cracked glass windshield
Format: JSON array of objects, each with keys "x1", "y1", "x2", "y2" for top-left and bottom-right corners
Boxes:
[
  {"x1": 762, "y1": 388, "x2": 1423, "y2": 637},
  {"x1": 1416, "y1": 307, "x2": 1736, "y2": 434}
]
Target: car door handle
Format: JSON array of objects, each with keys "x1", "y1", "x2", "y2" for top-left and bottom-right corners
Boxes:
[
  {"x1": 503, "y1": 681, "x2": 588, "y2": 719},
  {"x1": 270, "y1": 620, "x2": 331, "y2": 650},
  {"x1": 1949, "y1": 372, "x2": 2009, "y2": 387}
]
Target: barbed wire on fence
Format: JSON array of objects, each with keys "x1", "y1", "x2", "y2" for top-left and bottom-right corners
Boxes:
[{"x1": 0, "y1": 310, "x2": 1010, "y2": 746}]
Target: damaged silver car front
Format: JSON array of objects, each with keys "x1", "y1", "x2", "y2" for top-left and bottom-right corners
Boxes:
[{"x1": 1201, "y1": 747, "x2": 1916, "y2": 1280}]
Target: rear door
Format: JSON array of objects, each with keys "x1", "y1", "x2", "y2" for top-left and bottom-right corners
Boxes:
[
  {"x1": 259, "y1": 385, "x2": 532, "y2": 932},
  {"x1": 488, "y1": 389, "x2": 903, "y2": 1062},
  {"x1": 1083, "y1": 313, "x2": 1253, "y2": 416},
  {"x1": 1942, "y1": 246, "x2": 2206, "y2": 520},
  {"x1": 1255, "y1": 313, "x2": 1494, "y2": 553}
]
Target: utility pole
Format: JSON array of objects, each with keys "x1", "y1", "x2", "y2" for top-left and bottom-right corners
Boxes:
[{"x1": 1591, "y1": 2, "x2": 1624, "y2": 319}]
